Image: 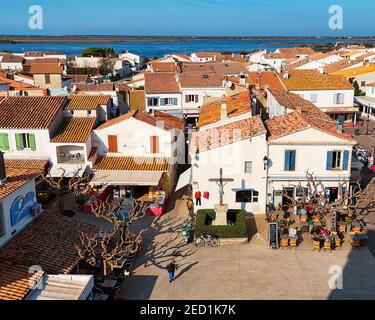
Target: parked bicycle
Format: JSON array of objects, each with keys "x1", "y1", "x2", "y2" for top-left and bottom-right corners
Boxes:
[{"x1": 194, "y1": 233, "x2": 220, "y2": 247}]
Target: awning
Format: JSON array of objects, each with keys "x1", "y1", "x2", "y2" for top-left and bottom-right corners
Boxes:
[
  {"x1": 355, "y1": 96, "x2": 375, "y2": 110},
  {"x1": 175, "y1": 168, "x2": 192, "y2": 192},
  {"x1": 91, "y1": 171, "x2": 164, "y2": 186}
]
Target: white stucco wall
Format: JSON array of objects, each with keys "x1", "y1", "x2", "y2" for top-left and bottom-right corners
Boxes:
[{"x1": 191, "y1": 134, "x2": 268, "y2": 214}]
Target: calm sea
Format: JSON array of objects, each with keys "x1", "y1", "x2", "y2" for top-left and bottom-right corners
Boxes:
[{"x1": 0, "y1": 38, "x2": 366, "y2": 57}]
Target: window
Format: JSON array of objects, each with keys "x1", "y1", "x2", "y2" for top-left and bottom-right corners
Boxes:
[
  {"x1": 326, "y1": 150, "x2": 349, "y2": 170},
  {"x1": 185, "y1": 95, "x2": 198, "y2": 103},
  {"x1": 45, "y1": 74, "x2": 51, "y2": 84},
  {"x1": 15, "y1": 133, "x2": 36, "y2": 151},
  {"x1": 150, "y1": 136, "x2": 159, "y2": 153},
  {"x1": 147, "y1": 98, "x2": 159, "y2": 107},
  {"x1": 0, "y1": 133, "x2": 10, "y2": 151},
  {"x1": 108, "y1": 135, "x2": 118, "y2": 153},
  {"x1": 334, "y1": 93, "x2": 345, "y2": 104},
  {"x1": 361, "y1": 81, "x2": 366, "y2": 87},
  {"x1": 87, "y1": 110, "x2": 92, "y2": 116},
  {"x1": 236, "y1": 190, "x2": 259, "y2": 203},
  {"x1": 310, "y1": 94, "x2": 317, "y2": 103},
  {"x1": 244, "y1": 161, "x2": 252, "y2": 173},
  {"x1": 160, "y1": 98, "x2": 178, "y2": 106},
  {"x1": 284, "y1": 150, "x2": 296, "y2": 171},
  {"x1": 70, "y1": 110, "x2": 74, "y2": 115}
]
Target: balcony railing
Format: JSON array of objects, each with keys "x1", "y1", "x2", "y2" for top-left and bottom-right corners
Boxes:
[{"x1": 57, "y1": 153, "x2": 85, "y2": 164}]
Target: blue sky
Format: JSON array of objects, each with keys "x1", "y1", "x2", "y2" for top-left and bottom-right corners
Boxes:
[{"x1": 0, "y1": 0, "x2": 374, "y2": 36}]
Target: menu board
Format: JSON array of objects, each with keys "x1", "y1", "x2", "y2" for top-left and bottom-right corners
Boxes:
[{"x1": 268, "y1": 222, "x2": 279, "y2": 249}]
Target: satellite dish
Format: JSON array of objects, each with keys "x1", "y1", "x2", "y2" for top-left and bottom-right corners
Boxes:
[{"x1": 227, "y1": 81, "x2": 233, "y2": 88}]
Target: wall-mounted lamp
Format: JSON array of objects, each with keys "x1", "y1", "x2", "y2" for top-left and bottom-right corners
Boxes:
[{"x1": 263, "y1": 156, "x2": 269, "y2": 170}]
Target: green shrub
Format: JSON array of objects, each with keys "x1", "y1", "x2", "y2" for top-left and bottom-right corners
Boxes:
[{"x1": 195, "y1": 209, "x2": 247, "y2": 239}]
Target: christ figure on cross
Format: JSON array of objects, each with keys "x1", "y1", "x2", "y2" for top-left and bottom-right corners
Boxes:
[{"x1": 209, "y1": 168, "x2": 234, "y2": 206}]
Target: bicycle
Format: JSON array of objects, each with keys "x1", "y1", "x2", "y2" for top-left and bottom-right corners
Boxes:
[{"x1": 194, "y1": 233, "x2": 220, "y2": 247}]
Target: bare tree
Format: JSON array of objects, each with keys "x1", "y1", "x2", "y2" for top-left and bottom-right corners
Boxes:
[
  {"x1": 42, "y1": 167, "x2": 91, "y2": 215},
  {"x1": 75, "y1": 198, "x2": 149, "y2": 276}
]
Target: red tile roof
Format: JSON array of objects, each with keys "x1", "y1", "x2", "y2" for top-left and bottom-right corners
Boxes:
[
  {"x1": 0, "y1": 96, "x2": 65, "y2": 129},
  {"x1": 1, "y1": 55, "x2": 24, "y2": 63},
  {"x1": 281, "y1": 69, "x2": 353, "y2": 90},
  {"x1": 265, "y1": 111, "x2": 355, "y2": 142},
  {"x1": 191, "y1": 115, "x2": 266, "y2": 153},
  {"x1": 324, "y1": 59, "x2": 362, "y2": 74},
  {"x1": 30, "y1": 63, "x2": 64, "y2": 74},
  {"x1": 150, "y1": 62, "x2": 178, "y2": 73},
  {"x1": 0, "y1": 212, "x2": 99, "y2": 300},
  {"x1": 193, "y1": 52, "x2": 223, "y2": 58},
  {"x1": 66, "y1": 94, "x2": 111, "y2": 110},
  {"x1": 93, "y1": 156, "x2": 171, "y2": 171},
  {"x1": 247, "y1": 71, "x2": 285, "y2": 91},
  {"x1": 198, "y1": 91, "x2": 252, "y2": 127},
  {"x1": 51, "y1": 117, "x2": 96, "y2": 143},
  {"x1": 179, "y1": 73, "x2": 223, "y2": 87},
  {"x1": 96, "y1": 110, "x2": 183, "y2": 131},
  {"x1": 144, "y1": 72, "x2": 180, "y2": 94},
  {"x1": 72, "y1": 83, "x2": 115, "y2": 92}
]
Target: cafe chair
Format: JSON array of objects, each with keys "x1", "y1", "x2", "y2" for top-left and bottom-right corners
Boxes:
[
  {"x1": 334, "y1": 237, "x2": 341, "y2": 249},
  {"x1": 353, "y1": 225, "x2": 361, "y2": 233},
  {"x1": 300, "y1": 215, "x2": 308, "y2": 222},
  {"x1": 280, "y1": 238, "x2": 289, "y2": 249},
  {"x1": 289, "y1": 238, "x2": 298, "y2": 250},
  {"x1": 338, "y1": 225, "x2": 346, "y2": 233},
  {"x1": 350, "y1": 238, "x2": 361, "y2": 249},
  {"x1": 313, "y1": 240, "x2": 321, "y2": 252},
  {"x1": 323, "y1": 241, "x2": 332, "y2": 252}
]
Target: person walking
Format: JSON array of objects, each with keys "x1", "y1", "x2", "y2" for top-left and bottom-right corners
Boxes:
[{"x1": 167, "y1": 259, "x2": 177, "y2": 283}]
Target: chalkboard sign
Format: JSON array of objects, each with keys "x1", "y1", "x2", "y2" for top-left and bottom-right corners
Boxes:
[{"x1": 268, "y1": 222, "x2": 279, "y2": 249}]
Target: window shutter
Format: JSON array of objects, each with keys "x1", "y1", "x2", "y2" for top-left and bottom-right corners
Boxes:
[
  {"x1": 185, "y1": 95, "x2": 189, "y2": 103},
  {"x1": 172, "y1": 98, "x2": 177, "y2": 105},
  {"x1": 160, "y1": 98, "x2": 165, "y2": 106},
  {"x1": 326, "y1": 151, "x2": 333, "y2": 170},
  {"x1": 342, "y1": 150, "x2": 349, "y2": 170},
  {"x1": 0, "y1": 134, "x2": 4, "y2": 150},
  {"x1": 333, "y1": 94, "x2": 337, "y2": 104},
  {"x1": 29, "y1": 134, "x2": 36, "y2": 151},
  {"x1": 290, "y1": 150, "x2": 296, "y2": 171},
  {"x1": 195, "y1": 95, "x2": 198, "y2": 102},
  {"x1": 2, "y1": 133, "x2": 10, "y2": 151},
  {"x1": 339, "y1": 93, "x2": 345, "y2": 104},
  {"x1": 284, "y1": 151, "x2": 290, "y2": 171},
  {"x1": 15, "y1": 133, "x2": 22, "y2": 150}
]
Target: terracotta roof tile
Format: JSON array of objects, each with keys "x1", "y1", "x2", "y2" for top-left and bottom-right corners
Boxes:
[
  {"x1": 96, "y1": 110, "x2": 183, "y2": 131},
  {"x1": 65, "y1": 74, "x2": 91, "y2": 83},
  {"x1": 191, "y1": 115, "x2": 266, "y2": 153},
  {"x1": 0, "y1": 213, "x2": 99, "y2": 300},
  {"x1": 150, "y1": 62, "x2": 178, "y2": 73},
  {"x1": 198, "y1": 91, "x2": 252, "y2": 127},
  {"x1": 0, "y1": 96, "x2": 65, "y2": 129},
  {"x1": 30, "y1": 63, "x2": 64, "y2": 74},
  {"x1": 66, "y1": 94, "x2": 111, "y2": 110},
  {"x1": 178, "y1": 63, "x2": 215, "y2": 74},
  {"x1": 51, "y1": 117, "x2": 96, "y2": 143},
  {"x1": 93, "y1": 156, "x2": 171, "y2": 171},
  {"x1": 265, "y1": 111, "x2": 355, "y2": 142},
  {"x1": 0, "y1": 159, "x2": 49, "y2": 202},
  {"x1": 193, "y1": 52, "x2": 223, "y2": 58},
  {"x1": 179, "y1": 73, "x2": 223, "y2": 87},
  {"x1": 1, "y1": 55, "x2": 24, "y2": 63},
  {"x1": 144, "y1": 72, "x2": 180, "y2": 94},
  {"x1": 268, "y1": 89, "x2": 332, "y2": 120},
  {"x1": 72, "y1": 83, "x2": 115, "y2": 92},
  {"x1": 332, "y1": 64, "x2": 375, "y2": 78},
  {"x1": 281, "y1": 69, "x2": 353, "y2": 90},
  {"x1": 324, "y1": 59, "x2": 362, "y2": 74},
  {"x1": 247, "y1": 71, "x2": 285, "y2": 91}
]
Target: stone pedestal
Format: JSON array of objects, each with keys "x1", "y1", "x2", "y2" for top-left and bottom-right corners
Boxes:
[{"x1": 213, "y1": 204, "x2": 228, "y2": 226}]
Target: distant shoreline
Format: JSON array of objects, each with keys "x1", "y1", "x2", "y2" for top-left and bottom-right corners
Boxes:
[{"x1": 1, "y1": 35, "x2": 375, "y2": 44}]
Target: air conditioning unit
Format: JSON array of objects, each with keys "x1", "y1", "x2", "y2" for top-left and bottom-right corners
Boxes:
[{"x1": 31, "y1": 203, "x2": 42, "y2": 217}]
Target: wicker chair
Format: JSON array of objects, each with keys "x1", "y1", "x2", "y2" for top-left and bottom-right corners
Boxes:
[
  {"x1": 313, "y1": 240, "x2": 321, "y2": 251},
  {"x1": 280, "y1": 238, "x2": 289, "y2": 249},
  {"x1": 334, "y1": 237, "x2": 341, "y2": 249},
  {"x1": 289, "y1": 238, "x2": 298, "y2": 250},
  {"x1": 323, "y1": 241, "x2": 332, "y2": 252}
]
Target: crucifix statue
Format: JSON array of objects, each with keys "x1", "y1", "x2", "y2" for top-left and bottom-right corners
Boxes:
[{"x1": 209, "y1": 168, "x2": 234, "y2": 206}]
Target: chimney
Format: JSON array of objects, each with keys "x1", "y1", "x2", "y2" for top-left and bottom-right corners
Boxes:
[
  {"x1": 283, "y1": 71, "x2": 289, "y2": 79},
  {"x1": 0, "y1": 151, "x2": 6, "y2": 185},
  {"x1": 220, "y1": 100, "x2": 228, "y2": 120}
]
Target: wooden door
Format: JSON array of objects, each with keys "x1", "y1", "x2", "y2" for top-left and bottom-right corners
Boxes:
[
  {"x1": 108, "y1": 135, "x2": 118, "y2": 153},
  {"x1": 150, "y1": 136, "x2": 159, "y2": 153}
]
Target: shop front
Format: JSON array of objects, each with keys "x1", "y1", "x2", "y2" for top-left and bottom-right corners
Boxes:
[{"x1": 89, "y1": 170, "x2": 170, "y2": 217}]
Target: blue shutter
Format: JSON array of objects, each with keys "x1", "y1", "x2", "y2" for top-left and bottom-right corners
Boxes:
[
  {"x1": 284, "y1": 151, "x2": 290, "y2": 171},
  {"x1": 342, "y1": 150, "x2": 349, "y2": 170},
  {"x1": 290, "y1": 150, "x2": 296, "y2": 171},
  {"x1": 160, "y1": 98, "x2": 165, "y2": 106},
  {"x1": 172, "y1": 98, "x2": 178, "y2": 105},
  {"x1": 326, "y1": 151, "x2": 333, "y2": 170}
]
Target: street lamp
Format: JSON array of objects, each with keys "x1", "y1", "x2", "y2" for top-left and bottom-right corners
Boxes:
[{"x1": 263, "y1": 156, "x2": 269, "y2": 170}]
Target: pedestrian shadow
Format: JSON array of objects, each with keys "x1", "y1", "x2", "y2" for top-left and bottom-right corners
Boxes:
[{"x1": 173, "y1": 261, "x2": 199, "y2": 281}]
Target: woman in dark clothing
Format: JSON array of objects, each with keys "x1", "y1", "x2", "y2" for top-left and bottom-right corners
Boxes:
[{"x1": 167, "y1": 259, "x2": 177, "y2": 283}]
